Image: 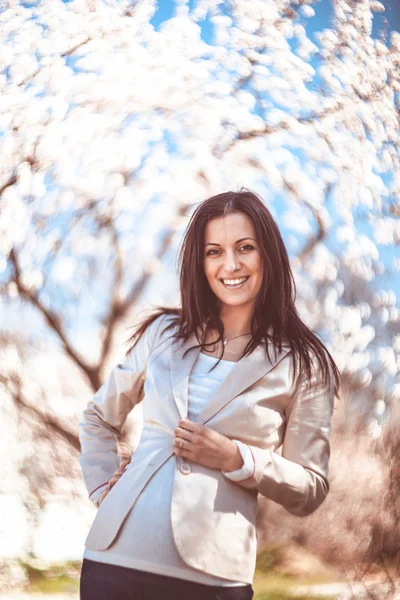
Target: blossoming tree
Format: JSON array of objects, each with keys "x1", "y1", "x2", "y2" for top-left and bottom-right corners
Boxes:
[{"x1": 0, "y1": 0, "x2": 399, "y2": 583}]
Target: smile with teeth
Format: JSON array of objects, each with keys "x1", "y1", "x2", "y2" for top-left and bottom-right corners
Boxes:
[{"x1": 220, "y1": 276, "x2": 250, "y2": 288}]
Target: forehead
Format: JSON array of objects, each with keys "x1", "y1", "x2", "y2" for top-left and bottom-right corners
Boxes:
[{"x1": 204, "y1": 212, "x2": 256, "y2": 241}]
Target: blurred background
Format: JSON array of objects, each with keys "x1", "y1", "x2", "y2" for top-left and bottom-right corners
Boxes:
[{"x1": 1, "y1": 0, "x2": 399, "y2": 598}]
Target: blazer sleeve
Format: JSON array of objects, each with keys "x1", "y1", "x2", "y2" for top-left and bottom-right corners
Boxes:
[
  {"x1": 78, "y1": 314, "x2": 166, "y2": 504},
  {"x1": 233, "y1": 354, "x2": 335, "y2": 517}
]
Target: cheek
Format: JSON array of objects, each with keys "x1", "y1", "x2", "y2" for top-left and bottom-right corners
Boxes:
[
  {"x1": 204, "y1": 261, "x2": 217, "y2": 281},
  {"x1": 250, "y1": 266, "x2": 263, "y2": 293},
  {"x1": 248, "y1": 257, "x2": 262, "y2": 278}
]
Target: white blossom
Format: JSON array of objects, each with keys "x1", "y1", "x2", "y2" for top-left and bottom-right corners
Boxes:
[{"x1": 0, "y1": 0, "x2": 399, "y2": 569}]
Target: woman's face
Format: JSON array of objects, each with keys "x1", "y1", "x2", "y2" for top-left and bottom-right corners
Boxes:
[{"x1": 203, "y1": 211, "x2": 263, "y2": 310}]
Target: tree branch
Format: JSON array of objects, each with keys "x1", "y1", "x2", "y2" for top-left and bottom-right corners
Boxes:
[
  {"x1": 281, "y1": 179, "x2": 332, "y2": 262},
  {"x1": 0, "y1": 172, "x2": 18, "y2": 196},
  {"x1": 1, "y1": 373, "x2": 80, "y2": 452},
  {"x1": 9, "y1": 248, "x2": 101, "y2": 390}
]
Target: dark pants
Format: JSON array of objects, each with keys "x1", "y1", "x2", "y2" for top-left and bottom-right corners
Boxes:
[{"x1": 80, "y1": 559, "x2": 254, "y2": 600}]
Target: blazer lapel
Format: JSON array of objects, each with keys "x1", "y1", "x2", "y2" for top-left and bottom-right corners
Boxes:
[
  {"x1": 169, "y1": 327, "x2": 203, "y2": 419},
  {"x1": 169, "y1": 325, "x2": 291, "y2": 423},
  {"x1": 197, "y1": 342, "x2": 291, "y2": 425}
]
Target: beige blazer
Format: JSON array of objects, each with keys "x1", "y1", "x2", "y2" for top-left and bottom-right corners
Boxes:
[{"x1": 78, "y1": 313, "x2": 334, "y2": 583}]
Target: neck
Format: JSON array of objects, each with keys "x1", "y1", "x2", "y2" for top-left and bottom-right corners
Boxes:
[{"x1": 219, "y1": 305, "x2": 253, "y2": 338}]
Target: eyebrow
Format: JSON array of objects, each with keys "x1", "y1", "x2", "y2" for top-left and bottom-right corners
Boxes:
[{"x1": 204, "y1": 237, "x2": 256, "y2": 247}]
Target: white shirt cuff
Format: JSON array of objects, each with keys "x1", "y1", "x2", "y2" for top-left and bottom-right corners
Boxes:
[{"x1": 222, "y1": 439, "x2": 255, "y2": 482}]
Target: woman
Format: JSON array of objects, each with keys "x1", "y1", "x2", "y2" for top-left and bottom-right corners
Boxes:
[{"x1": 78, "y1": 189, "x2": 341, "y2": 600}]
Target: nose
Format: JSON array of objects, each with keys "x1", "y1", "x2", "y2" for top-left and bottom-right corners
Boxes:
[{"x1": 223, "y1": 250, "x2": 241, "y2": 273}]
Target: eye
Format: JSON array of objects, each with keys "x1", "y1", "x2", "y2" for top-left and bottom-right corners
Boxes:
[{"x1": 205, "y1": 245, "x2": 254, "y2": 257}]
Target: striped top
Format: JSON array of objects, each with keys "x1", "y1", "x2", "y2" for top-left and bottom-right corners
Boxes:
[{"x1": 187, "y1": 351, "x2": 238, "y2": 420}]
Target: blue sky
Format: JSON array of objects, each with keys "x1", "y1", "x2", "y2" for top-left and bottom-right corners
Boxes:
[
  {"x1": 149, "y1": 0, "x2": 399, "y2": 302},
  {"x1": 151, "y1": 0, "x2": 400, "y2": 44},
  {"x1": 2, "y1": 0, "x2": 398, "y2": 339}
]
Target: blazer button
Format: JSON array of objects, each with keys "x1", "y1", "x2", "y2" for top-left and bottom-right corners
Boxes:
[{"x1": 180, "y1": 462, "x2": 192, "y2": 475}]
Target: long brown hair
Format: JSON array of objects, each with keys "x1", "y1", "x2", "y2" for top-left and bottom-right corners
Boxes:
[{"x1": 96, "y1": 188, "x2": 341, "y2": 506}]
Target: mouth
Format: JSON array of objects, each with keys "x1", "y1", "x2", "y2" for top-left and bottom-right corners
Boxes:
[{"x1": 219, "y1": 276, "x2": 250, "y2": 290}]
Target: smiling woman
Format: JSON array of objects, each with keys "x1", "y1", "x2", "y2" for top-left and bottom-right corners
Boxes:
[
  {"x1": 204, "y1": 212, "x2": 263, "y2": 319},
  {"x1": 78, "y1": 188, "x2": 341, "y2": 600}
]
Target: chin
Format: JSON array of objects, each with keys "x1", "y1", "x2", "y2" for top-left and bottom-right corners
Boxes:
[{"x1": 221, "y1": 297, "x2": 252, "y2": 306}]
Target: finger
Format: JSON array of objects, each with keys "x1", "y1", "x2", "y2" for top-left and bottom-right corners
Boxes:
[
  {"x1": 173, "y1": 435, "x2": 195, "y2": 449},
  {"x1": 174, "y1": 426, "x2": 195, "y2": 441},
  {"x1": 178, "y1": 419, "x2": 202, "y2": 433},
  {"x1": 173, "y1": 440, "x2": 194, "y2": 456},
  {"x1": 175, "y1": 448, "x2": 193, "y2": 459}
]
